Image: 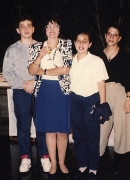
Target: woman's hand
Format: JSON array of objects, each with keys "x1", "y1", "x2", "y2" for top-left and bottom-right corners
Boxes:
[
  {"x1": 28, "y1": 46, "x2": 48, "y2": 76},
  {"x1": 124, "y1": 98, "x2": 130, "y2": 113},
  {"x1": 23, "y1": 79, "x2": 34, "y2": 94},
  {"x1": 38, "y1": 46, "x2": 48, "y2": 59}
]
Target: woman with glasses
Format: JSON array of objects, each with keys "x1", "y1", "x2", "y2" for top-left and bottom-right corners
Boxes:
[
  {"x1": 96, "y1": 23, "x2": 130, "y2": 175},
  {"x1": 28, "y1": 15, "x2": 72, "y2": 179}
]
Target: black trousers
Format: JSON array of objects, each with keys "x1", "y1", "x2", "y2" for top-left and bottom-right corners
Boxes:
[{"x1": 70, "y1": 92, "x2": 100, "y2": 170}]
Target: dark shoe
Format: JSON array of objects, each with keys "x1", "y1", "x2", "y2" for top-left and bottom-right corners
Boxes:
[
  {"x1": 111, "y1": 163, "x2": 121, "y2": 175},
  {"x1": 87, "y1": 172, "x2": 96, "y2": 180},
  {"x1": 59, "y1": 170, "x2": 70, "y2": 179},
  {"x1": 100, "y1": 154, "x2": 105, "y2": 165},
  {"x1": 74, "y1": 169, "x2": 88, "y2": 179},
  {"x1": 48, "y1": 172, "x2": 57, "y2": 180}
]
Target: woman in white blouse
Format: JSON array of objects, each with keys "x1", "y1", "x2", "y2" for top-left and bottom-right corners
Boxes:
[{"x1": 28, "y1": 15, "x2": 72, "y2": 179}]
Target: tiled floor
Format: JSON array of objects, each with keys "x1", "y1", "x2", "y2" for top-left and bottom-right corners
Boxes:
[{"x1": 0, "y1": 118, "x2": 130, "y2": 180}]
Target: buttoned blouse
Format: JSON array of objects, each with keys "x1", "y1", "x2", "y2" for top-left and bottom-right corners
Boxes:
[{"x1": 70, "y1": 52, "x2": 109, "y2": 97}]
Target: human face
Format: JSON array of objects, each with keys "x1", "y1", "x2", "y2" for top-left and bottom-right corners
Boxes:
[
  {"x1": 74, "y1": 34, "x2": 92, "y2": 55},
  {"x1": 105, "y1": 27, "x2": 121, "y2": 46},
  {"x1": 45, "y1": 21, "x2": 60, "y2": 39},
  {"x1": 16, "y1": 20, "x2": 34, "y2": 39}
]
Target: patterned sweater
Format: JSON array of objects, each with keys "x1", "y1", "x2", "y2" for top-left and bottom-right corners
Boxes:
[{"x1": 29, "y1": 38, "x2": 72, "y2": 96}]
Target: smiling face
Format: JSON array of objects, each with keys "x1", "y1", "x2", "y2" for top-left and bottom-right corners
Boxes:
[
  {"x1": 74, "y1": 33, "x2": 92, "y2": 55},
  {"x1": 105, "y1": 27, "x2": 122, "y2": 46},
  {"x1": 16, "y1": 20, "x2": 34, "y2": 39},
  {"x1": 45, "y1": 21, "x2": 60, "y2": 39}
]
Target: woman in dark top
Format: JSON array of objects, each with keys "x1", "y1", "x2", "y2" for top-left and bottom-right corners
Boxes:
[{"x1": 97, "y1": 23, "x2": 130, "y2": 175}]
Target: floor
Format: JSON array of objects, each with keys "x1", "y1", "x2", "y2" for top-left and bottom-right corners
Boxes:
[{"x1": 0, "y1": 118, "x2": 130, "y2": 180}]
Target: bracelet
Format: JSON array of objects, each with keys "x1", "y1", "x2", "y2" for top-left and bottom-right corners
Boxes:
[
  {"x1": 33, "y1": 62, "x2": 40, "y2": 67},
  {"x1": 44, "y1": 69, "x2": 47, "y2": 75},
  {"x1": 126, "y1": 95, "x2": 130, "y2": 98}
]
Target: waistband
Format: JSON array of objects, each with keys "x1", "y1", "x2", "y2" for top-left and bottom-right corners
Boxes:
[
  {"x1": 106, "y1": 82, "x2": 121, "y2": 87},
  {"x1": 42, "y1": 75, "x2": 59, "y2": 80}
]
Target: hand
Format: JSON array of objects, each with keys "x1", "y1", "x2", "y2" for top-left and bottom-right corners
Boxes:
[
  {"x1": 23, "y1": 79, "x2": 34, "y2": 94},
  {"x1": 123, "y1": 98, "x2": 130, "y2": 113},
  {"x1": 38, "y1": 46, "x2": 48, "y2": 59}
]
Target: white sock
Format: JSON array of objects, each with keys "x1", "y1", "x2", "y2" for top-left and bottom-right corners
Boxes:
[
  {"x1": 79, "y1": 167, "x2": 87, "y2": 172},
  {"x1": 89, "y1": 169, "x2": 97, "y2": 175}
]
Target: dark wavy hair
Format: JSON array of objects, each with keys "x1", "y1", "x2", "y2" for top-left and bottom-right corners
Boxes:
[
  {"x1": 74, "y1": 30, "x2": 92, "y2": 43},
  {"x1": 16, "y1": 14, "x2": 34, "y2": 28},
  {"x1": 105, "y1": 23, "x2": 122, "y2": 37},
  {"x1": 43, "y1": 14, "x2": 63, "y2": 37}
]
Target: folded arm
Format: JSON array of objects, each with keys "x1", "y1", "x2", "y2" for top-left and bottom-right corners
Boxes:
[
  {"x1": 23, "y1": 79, "x2": 34, "y2": 94},
  {"x1": 2, "y1": 48, "x2": 24, "y2": 87}
]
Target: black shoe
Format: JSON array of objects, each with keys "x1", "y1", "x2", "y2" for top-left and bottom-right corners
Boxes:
[
  {"x1": 87, "y1": 172, "x2": 96, "y2": 180},
  {"x1": 100, "y1": 154, "x2": 105, "y2": 165},
  {"x1": 73, "y1": 169, "x2": 88, "y2": 179},
  {"x1": 59, "y1": 170, "x2": 70, "y2": 179},
  {"x1": 111, "y1": 163, "x2": 121, "y2": 175},
  {"x1": 48, "y1": 172, "x2": 57, "y2": 180}
]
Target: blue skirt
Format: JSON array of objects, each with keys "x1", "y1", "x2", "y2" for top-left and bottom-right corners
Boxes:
[{"x1": 35, "y1": 80, "x2": 70, "y2": 133}]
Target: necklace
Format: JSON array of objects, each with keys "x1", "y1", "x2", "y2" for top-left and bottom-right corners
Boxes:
[
  {"x1": 104, "y1": 47, "x2": 119, "y2": 62},
  {"x1": 47, "y1": 47, "x2": 58, "y2": 61},
  {"x1": 47, "y1": 41, "x2": 58, "y2": 61},
  {"x1": 51, "y1": 46, "x2": 59, "y2": 67}
]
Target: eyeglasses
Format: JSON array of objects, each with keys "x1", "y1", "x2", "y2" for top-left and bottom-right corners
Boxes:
[
  {"x1": 45, "y1": 25, "x2": 60, "y2": 30},
  {"x1": 106, "y1": 32, "x2": 119, "y2": 38}
]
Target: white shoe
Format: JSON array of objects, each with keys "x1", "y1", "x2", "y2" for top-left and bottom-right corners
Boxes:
[
  {"x1": 41, "y1": 158, "x2": 51, "y2": 172},
  {"x1": 69, "y1": 133, "x2": 74, "y2": 143},
  {"x1": 19, "y1": 158, "x2": 31, "y2": 172}
]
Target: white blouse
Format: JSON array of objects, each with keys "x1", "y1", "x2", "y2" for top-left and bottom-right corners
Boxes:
[
  {"x1": 41, "y1": 41, "x2": 63, "y2": 80},
  {"x1": 70, "y1": 52, "x2": 109, "y2": 97}
]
